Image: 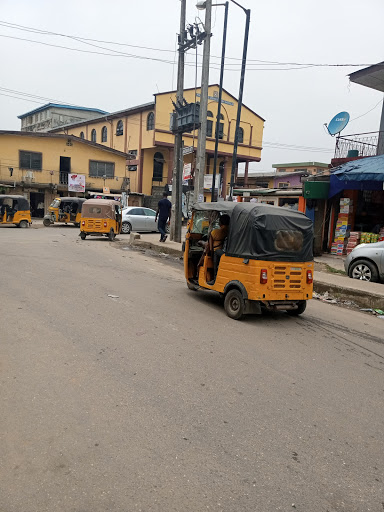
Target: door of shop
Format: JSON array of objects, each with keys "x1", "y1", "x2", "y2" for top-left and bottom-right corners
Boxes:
[{"x1": 30, "y1": 192, "x2": 45, "y2": 218}]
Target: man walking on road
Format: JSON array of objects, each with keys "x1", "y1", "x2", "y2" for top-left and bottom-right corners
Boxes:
[{"x1": 155, "y1": 192, "x2": 172, "y2": 242}]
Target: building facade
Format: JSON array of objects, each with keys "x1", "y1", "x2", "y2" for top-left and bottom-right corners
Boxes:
[
  {"x1": 49, "y1": 85, "x2": 265, "y2": 200},
  {"x1": 19, "y1": 104, "x2": 108, "y2": 133},
  {"x1": 272, "y1": 161, "x2": 329, "y2": 176},
  {"x1": 0, "y1": 131, "x2": 131, "y2": 216}
]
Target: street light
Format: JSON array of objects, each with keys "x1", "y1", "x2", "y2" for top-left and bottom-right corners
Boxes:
[
  {"x1": 228, "y1": 1, "x2": 250, "y2": 200},
  {"x1": 197, "y1": 0, "x2": 250, "y2": 201}
]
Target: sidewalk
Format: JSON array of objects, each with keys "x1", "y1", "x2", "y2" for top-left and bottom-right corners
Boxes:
[{"x1": 123, "y1": 232, "x2": 384, "y2": 310}]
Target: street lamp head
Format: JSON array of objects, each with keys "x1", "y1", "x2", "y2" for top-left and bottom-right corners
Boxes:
[{"x1": 196, "y1": 1, "x2": 207, "y2": 9}]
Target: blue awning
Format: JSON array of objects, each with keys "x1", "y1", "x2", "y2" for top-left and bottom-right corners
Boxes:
[{"x1": 329, "y1": 154, "x2": 384, "y2": 197}]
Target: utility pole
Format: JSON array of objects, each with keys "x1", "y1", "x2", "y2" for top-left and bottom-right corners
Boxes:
[
  {"x1": 194, "y1": 0, "x2": 212, "y2": 203},
  {"x1": 229, "y1": 6, "x2": 250, "y2": 200},
  {"x1": 170, "y1": 0, "x2": 186, "y2": 242},
  {"x1": 211, "y1": 1, "x2": 229, "y2": 202}
]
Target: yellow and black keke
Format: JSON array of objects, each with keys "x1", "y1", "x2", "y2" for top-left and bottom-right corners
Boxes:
[
  {"x1": 43, "y1": 197, "x2": 86, "y2": 227},
  {"x1": 184, "y1": 202, "x2": 314, "y2": 320},
  {"x1": 0, "y1": 195, "x2": 31, "y2": 228},
  {"x1": 80, "y1": 199, "x2": 122, "y2": 241}
]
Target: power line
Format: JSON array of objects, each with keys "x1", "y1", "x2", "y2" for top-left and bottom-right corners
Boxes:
[
  {"x1": 349, "y1": 98, "x2": 384, "y2": 123},
  {"x1": 0, "y1": 20, "x2": 378, "y2": 70}
]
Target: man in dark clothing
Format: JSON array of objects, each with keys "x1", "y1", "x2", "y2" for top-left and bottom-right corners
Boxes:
[{"x1": 155, "y1": 192, "x2": 172, "y2": 242}]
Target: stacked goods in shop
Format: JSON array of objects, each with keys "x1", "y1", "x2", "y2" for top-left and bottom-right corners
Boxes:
[
  {"x1": 331, "y1": 198, "x2": 353, "y2": 255},
  {"x1": 379, "y1": 228, "x2": 384, "y2": 242},
  {"x1": 346, "y1": 231, "x2": 361, "y2": 254}
]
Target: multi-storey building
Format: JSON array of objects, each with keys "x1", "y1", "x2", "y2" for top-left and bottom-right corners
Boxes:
[
  {"x1": 49, "y1": 85, "x2": 265, "y2": 200},
  {"x1": 19, "y1": 104, "x2": 108, "y2": 133}
]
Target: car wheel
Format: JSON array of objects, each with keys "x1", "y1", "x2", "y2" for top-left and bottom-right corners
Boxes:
[
  {"x1": 43, "y1": 218, "x2": 51, "y2": 227},
  {"x1": 121, "y1": 222, "x2": 131, "y2": 234},
  {"x1": 80, "y1": 232, "x2": 86, "y2": 240},
  {"x1": 224, "y1": 289, "x2": 245, "y2": 320},
  {"x1": 186, "y1": 281, "x2": 199, "y2": 291},
  {"x1": 18, "y1": 220, "x2": 29, "y2": 228},
  {"x1": 286, "y1": 300, "x2": 307, "y2": 316},
  {"x1": 349, "y1": 259, "x2": 379, "y2": 282}
]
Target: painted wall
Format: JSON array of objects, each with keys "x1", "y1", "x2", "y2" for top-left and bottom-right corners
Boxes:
[
  {"x1": 273, "y1": 174, "x2": 303, "y2": 188},
  {"x1": 0, "y1": 134, "x2": 128, "y2": 193},
  {"x1": 274, "y1": 165, "x2": 329, "y2": 176},
  {"x1": 154, "y1": 86, "x2": 264, "y2": 163}
]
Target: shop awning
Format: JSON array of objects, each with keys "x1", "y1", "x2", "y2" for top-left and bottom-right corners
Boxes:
[{"x1": 329, "y1": 154, "x2": 384, "y2": 197}]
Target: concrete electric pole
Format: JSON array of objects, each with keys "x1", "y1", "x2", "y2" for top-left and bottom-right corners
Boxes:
[
  {"x1": 194, "y1": 0, "x2": 212, "y2": 204},
  {"x1": 170, "y1": 0, "x2": 186, "y2": 242}
]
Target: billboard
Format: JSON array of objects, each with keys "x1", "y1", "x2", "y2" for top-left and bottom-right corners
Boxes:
[{"x1": 68, "y1": 174, "x2": 86, "y2": 193}]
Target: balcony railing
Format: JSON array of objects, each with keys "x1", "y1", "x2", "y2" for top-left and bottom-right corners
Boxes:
[{"x1": 334, "y1": 131, "x2": 384, "y2": 159}]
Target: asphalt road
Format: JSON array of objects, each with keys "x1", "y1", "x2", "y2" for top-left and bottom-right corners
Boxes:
[{"x1": 1, "y1": 225, "x2": 383, "y2": 512}]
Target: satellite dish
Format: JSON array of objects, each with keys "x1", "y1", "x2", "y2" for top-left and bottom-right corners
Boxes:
[{"x1": 326, "y1": 111, "x2": 350, "y2": 136}]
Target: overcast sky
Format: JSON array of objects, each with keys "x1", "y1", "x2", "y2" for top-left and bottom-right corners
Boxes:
[{"x1": 1, "y1": 0, "x2": 383, "y2": 171}]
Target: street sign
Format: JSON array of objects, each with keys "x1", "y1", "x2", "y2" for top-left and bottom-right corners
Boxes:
[{"x1": 183, "y1": 146, "x2": 194, "y2": 155}]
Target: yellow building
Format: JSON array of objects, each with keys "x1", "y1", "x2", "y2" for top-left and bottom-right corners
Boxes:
[
  {"x1": 0, "y1": 131, "x2": 131, "y2": 215},
  {"x1": 49, "y1": 85, "x2": 265, "y2": 200},
  {"x1": 272, "y1": 161, "x2": 329, "y2": 176}
]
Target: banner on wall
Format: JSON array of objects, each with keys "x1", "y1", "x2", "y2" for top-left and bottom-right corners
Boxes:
[{"x1": 68, "y1": 174, "x2": 85, "y2": 193}]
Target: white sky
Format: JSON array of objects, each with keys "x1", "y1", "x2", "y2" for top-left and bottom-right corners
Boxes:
[{"x1": 0, "y1": 0, "x2": 383, "y2": 171}]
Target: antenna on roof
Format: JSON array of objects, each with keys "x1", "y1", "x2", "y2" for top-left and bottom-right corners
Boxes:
[{"x1": 325, "y1": 111, "x2": 350, "y2": 136}]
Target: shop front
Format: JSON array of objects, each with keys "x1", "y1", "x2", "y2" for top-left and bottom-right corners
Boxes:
[{"x1": 327, "y1": 155, "x2": 384, "y2": 256}]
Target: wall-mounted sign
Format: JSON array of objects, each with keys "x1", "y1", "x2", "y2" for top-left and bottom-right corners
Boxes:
[
  {"x1": 103, "y1": 186, "x2": 110, "y2": 194},
  {"x1": 68, "y1": 173, "x2": 85, "y2": 192},
  {"x1": 196, "y1": 93, "x2": 234, "y2": 106}
]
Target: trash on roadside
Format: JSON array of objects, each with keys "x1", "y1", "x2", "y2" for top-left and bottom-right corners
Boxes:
[
  {"x1": 373, "y1": 309, "x2": 384, "y2": 315},
  {"x1": 107, "y1": 294, "x2": 119, "y2": 299},
  {"x1": 313, "y1": 290, "x2": 357, "y2": 308},
  {"x1": 377, "y1": 315, "x2": 384, "y2": 320},
  {"x1": 360, "y1": 308, "x2": 373, "y2": 312}
]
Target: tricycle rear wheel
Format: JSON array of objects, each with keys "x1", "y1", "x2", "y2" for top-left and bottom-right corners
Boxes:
[
  {"x1": 224, "y1": 289, "x2": 245, "y2": 320},
  {"x1": 286, "y1": 301, "x2": 307, "y2": 316}
]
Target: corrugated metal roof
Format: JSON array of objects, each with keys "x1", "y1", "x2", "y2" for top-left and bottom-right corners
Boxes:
[{"x1": 332, "y1": 154, "x2": 384, "y2": 181}]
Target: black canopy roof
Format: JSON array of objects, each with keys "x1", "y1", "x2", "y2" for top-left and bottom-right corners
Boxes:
[
  {"x1": 193, "y1": 202, "x2": 313, "y2": 262},
  {"x1": 0, "y1": 194, "x2": 30, "y2": 211}
]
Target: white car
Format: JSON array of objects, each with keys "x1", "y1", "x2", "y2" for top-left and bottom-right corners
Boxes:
[{"x1": 121, "y1": 206, "x2": 168, "y2": 234}]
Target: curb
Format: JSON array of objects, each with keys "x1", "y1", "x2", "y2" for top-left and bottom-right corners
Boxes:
[
  {"x1": 124, "y1": 239, "x2": 384, "y2": 309},
  {"x1": 313, "y1": 281, "x2": 384, "y2": 310}
]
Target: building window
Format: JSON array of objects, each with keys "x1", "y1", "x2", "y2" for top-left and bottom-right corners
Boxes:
[
  {"x1": 279, "y1": 169, "x2": 286, "y2": 172},
  {"x1": 147, "y1": 112, "x2": 155, "y2": 130},
  {"x1": 153, "y1": 152, "x2": 164, "y2": 181},
  {"x1": 89, "y1": 160, "x2": 115, "y2": 178},
  {"x1": 218, "y1": 113, "x2": 224, "y2": 120},
  {"x1": 215, "y1": 122, "x2": 224, "y2": 140},
  {"x1": 91, "y1": 129, "x2": 97, "y2": 142},
  {"x1": 278, "y1": 182, "x2": 289, "y2": 188},
  {"x1": 101, "y1": 126, "x2": 108, "y2": 142},
  {"x1": 206, "y1": 120, "x2": 213, "y2": 137},
  {"x1": 28, "y1": 116, "x2": 32, "y2": 124},
  {"x1": 116, "y1": 120, "x2": 124, "y2": 136},
  {"x1": 237, "y1": 127, "x2": 244, "y2": 143},
  {"x1": 19, "y1": 150, "x2": 42, "y2": 170},
  {"x1": 294, "y1": 168, "x2": 307, "y2": 172},
  {"x1": 79, "y1": 131, "x2": 85, "y2": 139},
  {"x1": 207, "y1": 111, "x2": 213, "y2": 118},
  {"x1": 128, "y1": 149, "x2": 138, "y2": 171}
]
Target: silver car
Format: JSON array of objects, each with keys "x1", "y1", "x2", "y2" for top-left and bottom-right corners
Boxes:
[
  {"x1": 121, "y1": 206, "x2": 168, "y2": 235},
  {"x1": 344, "y1": 241, "x2": 384, "y2": 282}
]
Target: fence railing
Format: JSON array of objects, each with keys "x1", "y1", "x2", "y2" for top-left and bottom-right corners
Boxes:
[{"x1": 334, "y1": 131, "x2": 384, "y2": 159}]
